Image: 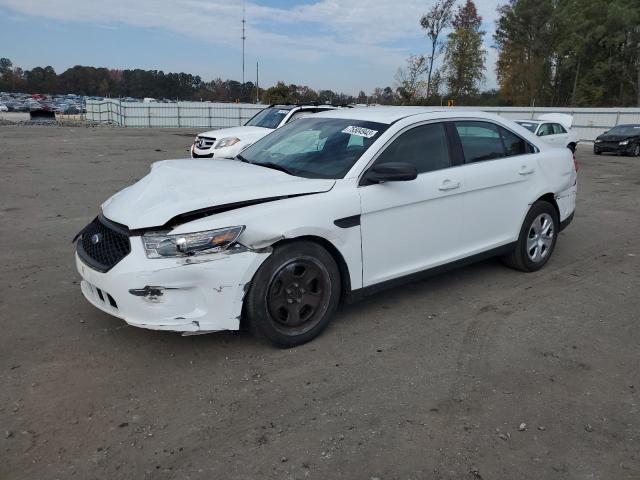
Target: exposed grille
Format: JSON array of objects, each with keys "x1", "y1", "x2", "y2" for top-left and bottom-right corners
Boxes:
[
  {"x1": 195, "y1": 136, "x2": 216, "y2": 150},
  {"x1": 77, "y1": 216, "x2": 131, "y2": 272},
  {"x1": 598, "y1": 141, "x2": 620, "y2": 149}
]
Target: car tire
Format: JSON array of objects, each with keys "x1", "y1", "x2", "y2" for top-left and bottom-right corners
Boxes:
[
  {"x1": 633, "y1": 144, "x2": 640, "y2": 157},
  {"x1": 594, "y1": 147, "x2": 601, "y2": 155},
  {"x1": 501, "y1": 201, "x2": 559, "y2": 273},
  {"x1": 244, "y1": 240, "x2": 341, "y2": 348}
]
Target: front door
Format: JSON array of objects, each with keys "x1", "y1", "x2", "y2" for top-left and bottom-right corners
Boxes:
[{"x1": 359, "y1": 122, "x2": 467, "y2": 287}]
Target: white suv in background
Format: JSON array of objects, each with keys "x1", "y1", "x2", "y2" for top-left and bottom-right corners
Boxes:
[
  {"x1": 515, "y1": 114, "x2": 578, "y2": 152},
  {"x1": 190, "y1": 104, "x2": 338, "y2": 159}
]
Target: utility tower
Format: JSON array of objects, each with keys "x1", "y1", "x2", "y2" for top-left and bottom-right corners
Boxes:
[{"x1": 242, "y1": 2, "x2": 246, "y2": 86}]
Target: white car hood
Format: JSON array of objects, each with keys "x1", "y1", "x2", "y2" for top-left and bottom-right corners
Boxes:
[
  {"x1": 101, "y1": 159, "x2": 335, "y2": 229},
  {"x1": 198, "y1": 125, "x2": 271, "y2": 141}
]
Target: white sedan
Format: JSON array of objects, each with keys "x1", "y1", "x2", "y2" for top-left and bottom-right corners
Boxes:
[
  {"x1": 515, "y1": 114, "x2": 578, "y2": 152},
  {"x1": 75, "y1": 107, "x2": 578, "y2": 347}
]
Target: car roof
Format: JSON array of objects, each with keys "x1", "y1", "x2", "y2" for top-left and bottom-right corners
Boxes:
[
  {"x1": 270, "y1": 104, "x2": 337, "y2": 110},
  {"x1": 312, "y1": 106, "x2": 509, "y2": 125},
  {"x1": 515, "y1": 119, "x2": 542, "y2": 124}
]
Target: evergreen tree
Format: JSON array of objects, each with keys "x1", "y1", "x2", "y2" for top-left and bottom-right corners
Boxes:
[{"x1": 443, "y1": 0, "x2": 486, "y2": 98}]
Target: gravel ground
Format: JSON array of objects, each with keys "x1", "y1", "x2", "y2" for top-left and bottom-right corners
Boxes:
[{"x1": 0, "y1": 125, "x2": 638, "y2": 480}]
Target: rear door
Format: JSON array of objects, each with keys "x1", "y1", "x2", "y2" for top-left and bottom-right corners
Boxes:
[
  {"x1": 359, "y1": 122, "x2": 467, "y2": 286},
  {"x1": 551, "y1": 123, "x2": 570, "y2": 147},
  {"x1": 452, "y1": 121, "x2": 539, "y2": 253}
]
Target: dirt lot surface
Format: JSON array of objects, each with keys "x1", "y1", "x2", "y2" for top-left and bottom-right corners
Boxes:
[{"x1": 1, "y1": 125, "x2": 638, "y2": 480}]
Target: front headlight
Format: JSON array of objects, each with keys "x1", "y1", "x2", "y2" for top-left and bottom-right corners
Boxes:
[
  {"x1": 595, "y1": 139, "x2": 601, "y2": 143},
  {"x1": 142, "y1": 226, "x2": 244, "y2": 258},
  {"x1": 215, "y1": 137, "x2": 241, "y2": 149},
  {"x1": 619, "y1": 140, "x2": 629, "y2": 146}
]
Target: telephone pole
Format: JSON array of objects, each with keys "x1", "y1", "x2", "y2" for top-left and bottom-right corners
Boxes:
[{"x1": 242, "y1": 2, "x2": 246, "y2": 86}]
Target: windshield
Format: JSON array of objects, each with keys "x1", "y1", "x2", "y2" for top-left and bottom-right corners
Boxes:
[
  {"x1": 607, "y1": 125, "x2": 640, "y2": 136},
  {"x1": 515, "y1": 121, "x2": 539, "y2": 133},
  {"x1": 238, "y1": 117, "x2": 388, "y2": 179},
  {"x1": 244, "y1": 107, "x2": 293, "y2": 129}
]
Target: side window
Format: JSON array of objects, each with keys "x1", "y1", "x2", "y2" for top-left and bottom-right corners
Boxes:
[
  {"x1": 286, "y1": 110, "x2": 311, "y2": 123},
  {"x1": 454, "y1": 121, "x2": 505, "y2": 163},
  {"x1": 552, "y1": 123, "x2": 566, "y2": 134},
  {"x1": 537, "y1": 123, "x2": 554, "y2": 136},
  {"x1": 499, "y1": 127, "x2": 534, "y2": 156},
  {"x1": 375, "y1": 123, "x2": 450, "y2": 174}
]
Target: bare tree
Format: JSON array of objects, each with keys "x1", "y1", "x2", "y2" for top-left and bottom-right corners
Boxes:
[
  {"x1": 395, "y1": 54, "x2": 429, "y2": 104},
  {"x1": 420, "y1": 0, "x2": 456, "y2": 98}
]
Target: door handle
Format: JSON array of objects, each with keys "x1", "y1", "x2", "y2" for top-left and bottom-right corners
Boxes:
[
  {"x1": 438, "y1": 180, "x2": 461, "y2": 191},
  {"x1": 519, "y1": 167, "x2": 535, "y2": 176}
]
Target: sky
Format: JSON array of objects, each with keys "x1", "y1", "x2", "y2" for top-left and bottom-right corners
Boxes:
[{"x1": 0, "y1": 0, "x2": 502, "y2": 95}]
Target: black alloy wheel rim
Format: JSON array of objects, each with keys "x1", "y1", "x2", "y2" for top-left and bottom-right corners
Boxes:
[{"x1": 266, "y1": 257, "x2": 331, "y2": 335}]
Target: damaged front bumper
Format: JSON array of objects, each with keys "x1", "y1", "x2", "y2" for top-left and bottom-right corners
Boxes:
[{"x1": 75, "y1": 239, "x2": 270, "y2": 332}]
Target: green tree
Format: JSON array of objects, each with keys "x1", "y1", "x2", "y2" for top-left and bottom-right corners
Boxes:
[
  {"x1": 395, "y1": 54, "x2": 428, "y2": 104},
  {"x1": 443, "y1": 0, "x2": 486, "y2": 99},
  {"x1": 420, "y1": 0, "x2": 455, "y2": 98},
  {"x1": 495, "y1": 0, "x2": 640, "y2": 107}
]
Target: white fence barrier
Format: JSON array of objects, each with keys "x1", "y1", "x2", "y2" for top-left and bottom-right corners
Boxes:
[
  {"x1": 86, "y1": 100, "x2": 640, "y2": 141},
  {"x1": 86, "y1": 100, "x2": 263, "y2": 129}
]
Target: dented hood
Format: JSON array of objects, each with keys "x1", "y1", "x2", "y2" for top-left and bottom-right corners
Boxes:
[{"x1": 101, "y1": 159, "x2": 335, "y2": 229}]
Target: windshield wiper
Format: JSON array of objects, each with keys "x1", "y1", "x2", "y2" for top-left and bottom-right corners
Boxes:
[
  {"x1": 253, "y1": 162, "x2": 295, "y2": 176},
  {"x1": 236, "y1": 154, "x2": 250, "y2": 163}
]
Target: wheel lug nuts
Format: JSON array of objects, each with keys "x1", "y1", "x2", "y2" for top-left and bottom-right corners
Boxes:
[
  {"x1": 287, "y1": 299, "x2": 293, "y2": 304},
  {"x1": 293, "y1": 283, "x2": 299, "y2": 287},
  {"x1": 285, "y1": 289, "x2": 292, "y2": 294}
]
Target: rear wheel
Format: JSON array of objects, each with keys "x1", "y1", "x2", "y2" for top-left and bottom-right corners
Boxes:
[
  {"x1": 244, "y1": 241, "x2": 341, "y2": 348},
  {"x1": 502, "y1": 201, "x2": 559, "y2": 272}
]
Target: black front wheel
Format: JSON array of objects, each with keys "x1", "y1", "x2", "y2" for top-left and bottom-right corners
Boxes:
[{"x1": 244, "y1": 241, "x2": 341, "y2": 348}]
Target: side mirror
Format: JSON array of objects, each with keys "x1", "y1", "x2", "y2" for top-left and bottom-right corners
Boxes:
[{"x1": 363, "y1": 162, "x2": 418, "y2": 185}]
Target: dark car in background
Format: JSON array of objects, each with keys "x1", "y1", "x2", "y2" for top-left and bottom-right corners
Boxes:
[{"x1": 594, "y1": 124, "x2": 640, "y2": 156}]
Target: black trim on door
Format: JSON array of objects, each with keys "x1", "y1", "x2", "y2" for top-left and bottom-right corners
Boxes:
[
  {"x1": 334, "y1": 215, "x2": 361, "y2": 228},
  {"x1": 444, "y1": 121, "x2": 465, "y2": 166}
]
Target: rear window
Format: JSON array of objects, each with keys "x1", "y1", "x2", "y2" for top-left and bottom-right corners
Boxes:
[
  {"x1": 552, "y1": 123, "x2": 567, "y2": 134},
  {"x1": 455, "y1": 122, "x2": 504, "y2": 162},
  {"x1": 455, "y1": 121, "x2": 534, "y2": 162}
]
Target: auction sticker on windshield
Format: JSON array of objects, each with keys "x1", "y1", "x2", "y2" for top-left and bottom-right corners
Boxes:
[{"x1": 342, "y1": 126, "x2": 378, "y2": 138}]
